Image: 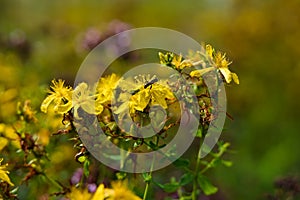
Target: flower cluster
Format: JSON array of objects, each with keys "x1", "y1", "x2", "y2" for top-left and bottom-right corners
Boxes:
[
  {"x1": 37, "y1": 44, "x2": 239, "y2": 199},
  {"x1": 41, "y1": 74, "x2": 120, "y2": 119},
  {"x1": 114, "y1": 74, "x2": 175, "y2": 115},
  {"x1": 42, "y1": 44, "x2": 239, "y2": 119}
]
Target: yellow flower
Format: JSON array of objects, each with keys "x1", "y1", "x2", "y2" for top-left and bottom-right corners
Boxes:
[
  {"x1": 0, "y1": 124, "x2": 20, "y2": 149},
  {"x1": 205, "y1": 44, "x2": 214, "y2": 58},
  {"x1": 114, "y1": 75, "x2": 174, "y2": 115},
  {"x1": 41, "y1": 79, "x2": 73, "y2": 114},
  {"x1": 91, "y1": 184, "x2": 105, "y2": 200},
  {"x1": 0, "y1": 88, "x2": 18, "y2": 120},
  {"x1": 159, "y1": 52, "x2": 174, "y2": 66},
  {"x1": 0, "y1": 137, "x2": 8, "y2": 151},
  {"x1": 148, "y1": 84, "x2": 174, "y2": 108},
  {"x1": 159, "y1": 52, "x2": 191, "y2": 70},
  {"x1": 66, "y1": 187, "x2": 93, "y2": 200},
  {"x1": 171, "y1": 54, "x2": 192, "y2": 70},
  {"x1": 129, "y1": 87, "x2": 151, "y2": 113},
  {"x1": 205, "y1": 44, "x2": 239, "y2": 84},
  {"x1": 67, "y1": 185, "x2": 105, "y2": 200},
  {"x1": 72, "y1": 82, "x2": 103, "y2": 119},
  {"x1": 106, "y1": 181, "x2": 141, "y2": 200},
  {"x1": 96, "y1": 73, "x2": 120, "y2": 105},
  {"x1": 17, "y1": 100, "x2": 38, "y2": 123},
  {"x1": 66, "y1": 182, "x2": 141, "y2": 200},
  {"x1": 0, "y1": 158, "x2": 14, "y2": 186}
]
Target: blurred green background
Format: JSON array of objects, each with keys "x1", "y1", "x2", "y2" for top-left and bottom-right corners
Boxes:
[{"x1": 1, "y1": 0, "x2": 300, "y2": 199}]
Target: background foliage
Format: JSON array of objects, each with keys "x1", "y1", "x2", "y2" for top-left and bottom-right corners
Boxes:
[{"x1": 1, "y1": 0, "x2": 300, "y2": 199}]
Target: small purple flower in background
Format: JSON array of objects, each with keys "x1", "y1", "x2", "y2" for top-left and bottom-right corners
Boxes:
[
  {"x1": 70, "y1": 168, "x2": 83, "y2": 185},
  {"x1": 87, "y1": 183, "x2": 97, "y2": 193},
  {"x1": 4, "y1": 29, "x2": 31, "y2": 60},
  {"x1": 105, "y1": 20, "x2": 131, "y2": 36},
  {"x1": 81, "y1": 28, "x2": 102, "y2": 51},
  {"x1": 77, "y1": 20, "x2": 137, "y2": 62},
  {"x1": 79, "y1": 20, "x2": 131, "y2": 52}
]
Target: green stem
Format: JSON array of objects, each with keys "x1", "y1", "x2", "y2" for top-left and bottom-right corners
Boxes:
[
  {"x1": 120, "y1": 145, "x2": 125, "y2": 169},
  {"x1": 143, "y1": 157, "x2": 155, "y2": 200},
  {"x1": 143, "y1": 136, "x2": 159, "y2": 200},
  {"x1": 143, "y1": 180, "x2": 150, "y2": 200},
  {"x1": 192, "y1": 139, "x2": 202, "y2": 200}
]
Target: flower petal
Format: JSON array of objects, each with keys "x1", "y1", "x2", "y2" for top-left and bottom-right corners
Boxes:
[
  {"x1": 0, "y1": 170, "x2": 14, "y2": 186},
  {"x1": 0, "y1": 137, "x2": 8, "y2": 152},
  {"x1": 190, "y1": 67, "x2": 215, "y2": 78},
  {"x1": 132, "y1": 89, "x2": 150, "y2": 112},
  {"x1": 40, "y1": 95, "x2": 55, "y2": 113},
  {"x1": 151, "y1": 89, "x2": 168, "y2": 109},
  {"x1": 81, "y1": 100, "x2": 97, "y2": 114},
  {"x1": 219, "y1": 68, "x2": 232, "y2": 83},
  {"x1": 114, "y1": 102, "x2": 129, "y2": 115},
  {"x1": 232, "y1": 73, "x2": 240, "y2": 84},
  {"x1": 91, "y1": 184, "x2": 105, "y2": 200},
  {"x1": 0, "y1": 159, "x2": 14, "y2": 186},
  {"x1": 205, "y1": 44, "x2": 214, "y2": 58},
  {"x1": 55, "y1": 101, "x2": 73, "y2": 114}
]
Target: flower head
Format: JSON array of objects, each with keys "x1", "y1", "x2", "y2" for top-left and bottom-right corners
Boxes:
[
  {"x1": 40, "y1": 79, "x2": 73, "y2": 114},
  {"x1": 66, "y1": 181, "x2": 141, "y2": 200},
  {"x1": 159, "y1": 52, "x2": 191, "y2": 70},
  {"x1": 72, "y1": 82, "x2": 103, "y2": 119},
  {"x1": 96, "y1": 73, "x2": 120, "y2": 105},
  {"x1": 189, "y1": 45, "x2": 239, "y2": 84},
  {"x1": 205, "y1": 44, "x2": 239, "y2": 84},
  {"x1": 0, "y1": 158, "x2": 14, "y2": 186},
  {"x1": 17, "y1": 100, "x2": 37, "y2": 123},
  {"x1": 106, "y1": 181, "x2": 141, "y2": 200},
  {"x1": 66, "y1": 186, "x2": 93, "y2": 200},
  {"x1": 114, "y1": 75, "x2": 174, "y2": 115}
]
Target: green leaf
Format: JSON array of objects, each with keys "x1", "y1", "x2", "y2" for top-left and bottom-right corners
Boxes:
[
  {"x1": 200, "y1": 160, "x2": 209, "y2": 166},
  {"x1": 156, "y1": 182, "x2": 180, "y2": 193},
  {"x1": 83, "y1": 159, "x2": 90, "y2": 177},
  {"x1": 195, "y1": 127, "x2": 203, "y2": 138},
  {"x1": 77, "y1": 155, "x2": 87, "y2": 163},
  {"x1": 148, "y1": 141, "x2": 159, "y2": 150},
  {"x1": 179, "y1": 172, "x2": 194, "y2": 186},
  {"x1": 106, "y1": 122, "x2": 117, "y2": 131},
  {"x1": 221, "y1": 160, "x2": 233, "y2": 167},
  {"x1": 218, "y1": 142, "x2": 230, "y2": 154},
  {"x1": 197, "y1": 175, "x2": 218, "y2": 195},
  {"x1": 10, "y1": 186, "x2": 19, "y2": 194},
  {"x1": 133, "y1": 140, "x2": 143, "y2": 148},
  {"x1": 173, "y1": 158, "x2": 190, "y2": 168},
  {"x1": 210, "y1": 157, "x2": 222, "y2": 167},
  {"x1": 99, "y1": 122, "x2": 106, "y2": 128}
]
